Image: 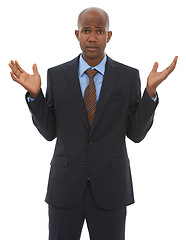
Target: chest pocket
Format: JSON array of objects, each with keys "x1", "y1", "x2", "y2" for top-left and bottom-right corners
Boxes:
[{"x1": 108, "y1": 95, "x2": 125, "y2": 103}]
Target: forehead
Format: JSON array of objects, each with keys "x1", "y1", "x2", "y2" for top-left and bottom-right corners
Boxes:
[{"x1": 79, "y1": 10, "x2": 108, "y2": 28}]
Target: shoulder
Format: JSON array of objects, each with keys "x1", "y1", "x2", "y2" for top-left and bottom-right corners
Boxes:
[
  {"x1": 107, "y1": 56, "x2": 139, "y2": 75},
  {"x1": 48, "y1": 55, "x2": 80, "y2": 74}
]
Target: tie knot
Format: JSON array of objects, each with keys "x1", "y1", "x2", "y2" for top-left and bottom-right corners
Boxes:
[{"x1": 85, "y1": 69, "x2": 98, "y2": 79}]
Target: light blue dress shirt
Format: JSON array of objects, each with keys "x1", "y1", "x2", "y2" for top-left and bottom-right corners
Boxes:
[{"x1": 78, "y1": 54, "x2": 107, "y2": 102}]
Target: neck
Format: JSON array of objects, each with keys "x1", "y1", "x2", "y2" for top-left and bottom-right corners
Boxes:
[{"x1": 82, "y1": 54, "x2": 105, "y2": 67}]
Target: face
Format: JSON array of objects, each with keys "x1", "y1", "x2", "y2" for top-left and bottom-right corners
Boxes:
[{"x1": 75, "y1": 10, "x2": 112, "y2": 66}]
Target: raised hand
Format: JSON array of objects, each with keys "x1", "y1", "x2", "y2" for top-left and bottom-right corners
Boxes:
[
  {"x1": 9, "y1": 60, "x2": 41, "y2": 98},
  {"x1": 146, "y1": 56, "x2": 178, "y2": 98}
]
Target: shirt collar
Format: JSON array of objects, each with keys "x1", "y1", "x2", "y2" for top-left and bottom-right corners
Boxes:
[{"x1": 79, "y1": 54, "x2": 107, "y2": 77}]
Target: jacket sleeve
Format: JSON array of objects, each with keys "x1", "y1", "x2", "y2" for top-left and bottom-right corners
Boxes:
[
  {"x1": 127, "y1": 70, "x2": 159, "y2": 143},
  {"x1": 25, "y1": 69, "x2": 56, "y2": 141}
]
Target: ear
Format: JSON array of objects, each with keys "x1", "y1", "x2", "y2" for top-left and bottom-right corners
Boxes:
[
  {"x1": 75, "y1": 30, "x2": 79, "y2": 41},
  {"x1": 107, "y1": 31, "x2": 112, "y2": 43}
]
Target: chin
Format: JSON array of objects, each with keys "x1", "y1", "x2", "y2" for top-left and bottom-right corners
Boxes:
[{"x1": 84, "y1": 52, "x2": 103, "y2": 60}]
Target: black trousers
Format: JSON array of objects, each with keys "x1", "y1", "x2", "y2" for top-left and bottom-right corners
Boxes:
[{"x1": 48, "y1": 180, "x2": 127, "y2": 240}]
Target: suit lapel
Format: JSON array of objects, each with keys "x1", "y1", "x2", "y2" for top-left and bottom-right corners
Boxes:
[
  {"x1": 89, "y1": 57, "x2": 120, "y2": 136},
  {"x1": 64, "y1": 55, "x2": 120, "y2": 135},
  {"x1": 65, "y1": 56, "x2": 89, "y2": 132}
]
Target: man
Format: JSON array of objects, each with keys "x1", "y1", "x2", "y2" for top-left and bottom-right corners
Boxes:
[{"x1": 9, "y1": 7, "x2": 177, "y2": 240}]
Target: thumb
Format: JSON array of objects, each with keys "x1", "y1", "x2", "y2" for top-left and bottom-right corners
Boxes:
[
  {"x1": 151, "y1": 62, "x2": 158, "y2": 73},
  {"x1": 32, "y1": 64, "x2": 39, "y2": 75}
]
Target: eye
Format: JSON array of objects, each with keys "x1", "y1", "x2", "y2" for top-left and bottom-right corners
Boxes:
[
  {"x1": 98, "y1": 30, "x2": 104, "y2": 34},
  {"x1": 83, "y1": 30, "x2": 89, "y2": 34}
]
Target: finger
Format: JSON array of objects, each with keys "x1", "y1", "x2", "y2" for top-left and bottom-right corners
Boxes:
[
  {"x1": 10, "y1": 60, "x2": 16, "y2": 67},
  {"x1": 164, "y1": 56, "x2": 178, "y2": 74},
  {"x1": 15, "y1": 60, "x2": 24, "y2": 73},
  {"x1": 172, "y1": 56, "x2": 178, "y2": 69},
  {"x1": 9, "y1": 61, "x2": 21, "y2": 78},
  {"x1": 32, "y1": 64, "x2": 38, "y2": 75},
  {"x1": 9, "y1": 60, "x2": 16, "y2": 71},
  {"x1": 151, "y1": 62, "x2": 158, "y2": 73},
  {"x1": 173, "y1": 56, "x2": 178, "y2": 63},
  {"x1": 8, "y1": 62, "x2": 13, "y2": 71},
  {"x1": 10, "y1": 71, "x2": 19, "y2": 82}
]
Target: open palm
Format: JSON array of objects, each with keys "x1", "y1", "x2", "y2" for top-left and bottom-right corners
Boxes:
[
  {"x1": 146, "y1": 56, "x2": 178, "y2": 97},
  {"x1": 9, "y1": 60, "x2": 41, "y2": 98}
]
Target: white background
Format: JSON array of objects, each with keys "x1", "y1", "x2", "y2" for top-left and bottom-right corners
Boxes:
[{"x1": 1, "y1": 0, "x2": 186, "y2": 239}]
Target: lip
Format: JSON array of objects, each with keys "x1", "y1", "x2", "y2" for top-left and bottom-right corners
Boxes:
[{"x1": 86, "y1": 46, "x2": 98, "y2": 51}]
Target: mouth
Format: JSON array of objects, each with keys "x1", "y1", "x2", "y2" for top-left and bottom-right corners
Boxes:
[{"x1": 86, "y1": 46, "x2": 98, "y2": 52}]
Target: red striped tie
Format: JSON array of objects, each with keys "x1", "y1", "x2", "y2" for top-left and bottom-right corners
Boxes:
[{"x1": 84, "y1": 69, "x2": 98, "y2": 128}]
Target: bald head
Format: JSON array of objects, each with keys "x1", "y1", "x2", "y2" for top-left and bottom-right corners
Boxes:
[
  {"x1": 75, "y1": 7, "x2": 112, "y2": 66},
  {"x1": 77, "y1": 7, "x2": 110, "y2": 30}
]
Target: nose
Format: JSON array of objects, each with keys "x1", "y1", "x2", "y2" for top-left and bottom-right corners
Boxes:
[{"x1": 88, "y1": 32, "x2": 97, "y2": 42}]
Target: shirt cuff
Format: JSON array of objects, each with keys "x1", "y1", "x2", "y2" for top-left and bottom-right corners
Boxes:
[
  {"x1": 27, "y1": 95, "x2": 35, "y2": 102},
  {"x1": 151, "y1": 93, "x2": 158, "y2": 102}
]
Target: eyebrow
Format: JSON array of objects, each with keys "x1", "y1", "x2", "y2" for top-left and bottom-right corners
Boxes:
[{"x1": 83, "y1": 26, "x2": 103, "y2": 29}]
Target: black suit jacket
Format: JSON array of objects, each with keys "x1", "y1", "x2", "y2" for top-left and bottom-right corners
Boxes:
[{"x1": 26, "y1": 55, "x2": 158, "y2": 209}]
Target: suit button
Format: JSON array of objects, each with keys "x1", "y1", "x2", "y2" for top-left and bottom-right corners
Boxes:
[
  {"x1": 88, "y1": 140, "x2": 93, "y2": 144},
  {"x1": 85, "y1": 162, "x2": 88, "y2": 168}
]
